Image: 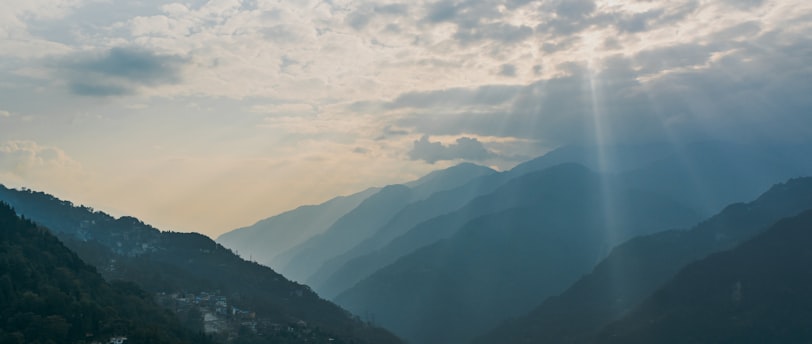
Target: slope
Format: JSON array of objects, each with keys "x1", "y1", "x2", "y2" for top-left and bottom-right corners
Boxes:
[
  {"x1": 0, "y1": 202, "x2": 211, "y2": 344},
  {"x1": 475, "y1": 177, "x2": 812, "y2": 344},
  {"x1": 310, "y1": 169, "x2": 518, "y2": 298},
  {"x1": 276, "y1": 163, "x2": 495, "y2": 283},
  {"x1": 335, "y1": 164, "x2": 700, "y2": 344},
  {"x1": 216, "y1": 187, "x2": 379, "y2": 269},
  {"x1": 596, "y1": 208, "x2": 812, "y2": 344},
  {"x1": 315, "y1": 141, "x2": 812, "y2": 299},
  {"x1": 311, "y1": 146, "x2": 664, "y2": 298},
  {"x1": 0, "y1": 185, "x2": 402, "y2": 344}
]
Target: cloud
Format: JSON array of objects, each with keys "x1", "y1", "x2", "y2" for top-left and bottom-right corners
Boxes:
[
  {"x1": 424, "y1": 1, "x2": 459, "y2": 23},
  {"x1": 375, "y1": 4, "x2": 409, "y2": 15},
  {"x1": 421, "y1": 0, "x2": 535, "y2": 45},
  {"x1": 499, "y1": 64, "x2": 517, "y2": 77},
  {"x1": 724, "y1": 0, "x2": 766, "y2": 10},
  {"x1": 353, "y1": 147, "x2": 370, "y2": 154},
  {"x1": 0, "y1": 110, "x2": 10, "y2": 118},
  {"x1": 409, "y1": 135, "x2": 494, "y2": 163},
  {"x1": 58, "y1": 47, "x2": 187, "y2": 96},
  {"x1": 392, "y1": 32, "x2": 812, "y2": 146},
  {"x1": 536, "y1": 0, "x2": 698, "y2": 36},
  {"x1": 345, "y1": 3, "x2": 410, "y2": 30},
  {"x1": 388, "y1": 84, "x2": 522, "y2": 109},
  {"x1": 250, "y1": 103, "x2": 316, "y2": 118},
  {"x1": 0, "y1": 141, "x2": 83, "y2": 181},
  {"x1": 634, "y1": 43, "x2": 715, "y2": 75},
  {"x1": 453, "y1": 22, "x2": 534, "y2": 45},
  {"x1": 376, "y1": 125, "x2": 411, "y2": 140},
  {"x1": 551, "y1": 0, "x2": 596, "y2": 19}
]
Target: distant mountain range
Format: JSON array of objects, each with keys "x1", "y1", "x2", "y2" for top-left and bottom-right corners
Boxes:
[
  {"x1": 217, "y1": 187, "x2": 380, "y2": 270},
  {"x1": 0, "y1": 185, "x2": 402, "y2": 344},
  {"x1": 214, "y1": 141, "x2": 812, "y2": 344},
  {"x1": 4, "y1": 140, "x2": 812, "y2": 344},
  {"x1": 475, "y1": 177, "x2": 812, "y2": 343},
  {"x1": 596, "y1": 208, "x2": 812, "y2": 344},
  {"x1": 233, "y1": 162, "x2": 495, "y2": 283},
  {"x1": 335, "y1": 164, "x2": 701, "y2": 344}
]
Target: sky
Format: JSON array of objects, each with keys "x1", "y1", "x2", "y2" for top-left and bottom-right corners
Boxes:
[{"x1": 1, "y1": 0, "x2": 811, "y2": 238}]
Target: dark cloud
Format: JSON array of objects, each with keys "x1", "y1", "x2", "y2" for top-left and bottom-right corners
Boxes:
[
  {"x1": 604, "y1": 37, "x2": 622, "y2": 50},
  {"x1": 262, "y1": 25, "x2": 304, "y2": 44},
  {"x1": 454, "y1": 22, "x2": 534, "y2": 46},
  {"x1": 409, "y1": 135, "x2": 494, "y2": 163},
  {"x1": 710, "y1": 21, "x2": 762, "y2": 41},
  {"x1": 536, "y1": 1, "x2": 698, "y2": 36},
  {"x1": 68, "y1": 82, "x2": 131, "y2": 97},
  {"x1": 375, "y1": 3, "x2": 409, "y2": 15},
  {"x1": 537, "y1": 0, "x2": 601, "y2": 35},
  {"x1": 541, "y1": 37, "x2": 579, "y2": 53},
  {"x1": 422, "y1": 0, "x2": 534, "y2": 45},
  {"x1": 346, "y1": 11, "x2": 372, "y2": 30},
  {"x1": 552, "y1": 0, "x2": 596, "y2": 19},
  {"x1": 376, "y1": 125, "x2": 411, "y2": 140},
  {"x1": 425, "y1": 1, "x2": 460, "y2": 23},
  {"x1": 724, "y1": 0, "x2": 765, "y2": 10},
  {"x1": 392, "y1": 33, "x2": 812, "y2": 147},
  {"x1": 499, "y1": 63, "x2": 517, "y2": 77},
  {"x1": 388, "y1": 84, "x2": 522, "y2": 109},
  {"x1": 345, "y1": 3, "x2": 410, "y2": 31},
  {"x1": 633, "y1": 43, "x2": 715, "y2": 74},
  {"x1": 614, "y1": 9, "x2": 664, "y2": 33},
  {"x1": 353, "y1": 147, "x2": 370, "y2": 154},
  {"x1": 59, "y1": 47, "x2": 187, "y2": 97}
]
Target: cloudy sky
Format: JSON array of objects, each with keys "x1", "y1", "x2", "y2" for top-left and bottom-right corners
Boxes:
[{"x1": 1, "y1": 0, "x2": 810, "y2": 237}]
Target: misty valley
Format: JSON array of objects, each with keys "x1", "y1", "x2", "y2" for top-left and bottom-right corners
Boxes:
[{"x1": 3, "y1": 142, "x2": 812, "y2": 343}]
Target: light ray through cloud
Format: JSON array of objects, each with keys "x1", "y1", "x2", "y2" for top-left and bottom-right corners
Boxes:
[{"x1": 0, "y1": 0, "x2": 809, "y2": 237}]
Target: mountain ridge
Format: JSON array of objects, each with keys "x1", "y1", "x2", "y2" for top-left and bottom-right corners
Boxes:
[
  {"x1": 0, "y1": 184, "x2": 403, "y2": 344},
  {"x1": 475, "y1": 176, "x2": 812, "y2": 344},
  {"x1": 335, "y1": 163, "x2": 701, "y2": 344}
]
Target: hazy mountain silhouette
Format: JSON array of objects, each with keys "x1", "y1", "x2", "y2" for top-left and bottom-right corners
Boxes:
[
  {"x1": 475, "y1": 177, "x2": 812, "y2": 344},
  {"x1": 596, "y1": 208, "x2": 812, "y2": 344},
  {"x1": 310, "y1": 167, "x2": 527, "y2": 298},
  {"x1": 507, "y1": 143, "x2": 673, "y2": 176},
  {"x1": 275, "y1": 163, "x2": 495, "y2": 283},
  {"x1": 310, "y1": 158, "x2": 600, "y2": 299},
  {"x1": 216, "y1": 187, "x2": 379, "y2": 269},
  {"x1": 311, "y1": 145, "x2": 670, "y2": 298},
  {"x1": 335, "y1": 164, "x2": 700, "y2": 344},
  {"x1": 0, "y1": 185, "x2": 403, "y2": 344},
  {"x1": 313, "y1": 142, "x2": 812, "y2": 299},
  {"x1": 0, "y1": 202, "x2": 212, "y2": 344}
]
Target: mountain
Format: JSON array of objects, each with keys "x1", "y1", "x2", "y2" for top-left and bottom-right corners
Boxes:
[
  {"x1": 274, "y1": 163, "x2": 495, "y2": 283},
  {"x1": 0, "y1": 202, "x2": 211, "y2": 344},
  {"x1": 507, "y1": 143, "x2": 673, "y2": 176},
  {"x1": 313, "y1": 141, "x2": 812, "y2": 299},
  {"x1": 0, "y1": 185, "x2": 403, "y2": 344},
  {"x1": 475, "y1": 177, "x2": 812, "y2": 344},
  {"x1": 216, "y1": 187, "x2": 379, "y2": 269},
  {"x1": 513, "y1": 142, "x2": 812, "y2": 217},
  {"x1": 335, "y1": 164, "x2": 701, "y2": 344},
  {"x1": 403, "y1": 162, "x2": 498, "y2": 200},
  {"x1": 311, "y1": 146, "x2": 672, "y2": 299},
  {"x1": 596, "y1": 208, "x2": 812, "y2": 344},
  {"x1": 310, "y1": 168, "x2": 520, "y2": 298}
]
